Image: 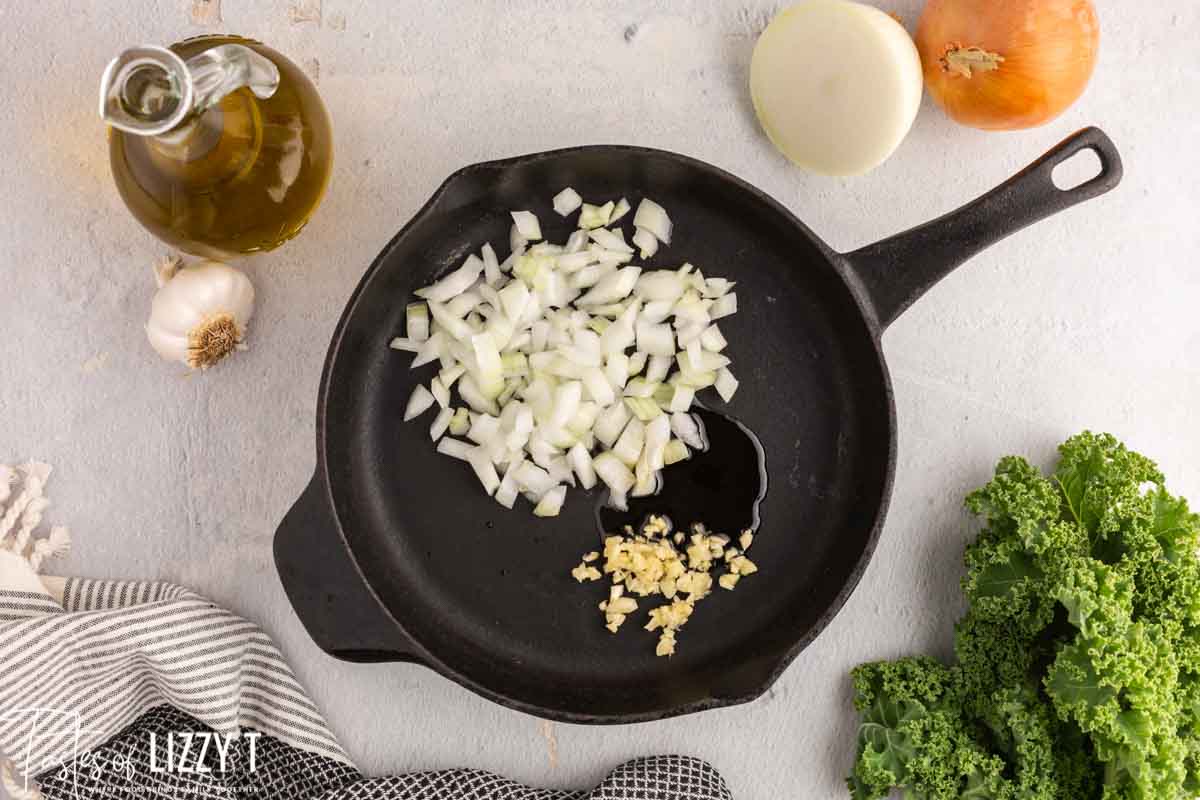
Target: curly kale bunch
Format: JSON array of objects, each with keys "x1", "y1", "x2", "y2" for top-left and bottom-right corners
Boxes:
[{"x1": 848, "y1": 432, "x2": 1200, "y2": 799}]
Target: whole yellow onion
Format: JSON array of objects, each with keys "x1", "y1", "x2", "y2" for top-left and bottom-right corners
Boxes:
[{"x1": 916, "y1": 0, "x2": 1100, "y2": 131}]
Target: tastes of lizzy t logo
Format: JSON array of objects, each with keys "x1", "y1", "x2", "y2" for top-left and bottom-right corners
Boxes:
[
  {"x1": 2, "y1": 706, "x2": 259, "y2": 794},
  {"x1": 148, "y1": 729, "x2": 260, "y2": 774}
]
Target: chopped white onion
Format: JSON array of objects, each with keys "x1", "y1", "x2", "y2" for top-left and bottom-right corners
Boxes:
[
  {"x1": 570, "y1": 262, "x2": 617, "y2": 291},
  {"x1": 471, "y1": 333, "x2": 505, "y2": 398},
  {"x1": 645, "y1": 355, "x2": 672, "y2": 383},
  {"x1": 515, "y1": 461, "x2": 556, "y2": 496},
  {"x1": 437, "y1": 437, "x2": 475, "y2": 461},
  {"x1": 624, "y1": 377, "x2": 658, "y2": 398},
  {"x1": 670, "y1": 412, "x2": 708, "y2": 451},
  {"x1": 594, "y1": 401, "x2": 630, "y2": 448},
  {"x1": 469, "y1": 452, "x2": 501, "y2": 496},
  {"x1": 568, "y1": 402, "x2": 599, "y2": 436},
  {"x1": 576, "y1": 267, "x2": 641, "y2": 307},
  {"x1": 568, "y1": 442, "x2": 597, "y2": 490},
  {"x1": 439, "y1": 364, "x2": 466, "y2": 387},
  {"x1": 406, "y1": 303, "x2": 430, "y2": 342},
  {"x1": 633, "y1": 199, "x2": 672, "y2": 245},
  {"x1": 610, "y1": 197, "x2": 631, "y2": 224},
  {"x1": 415, "y1": 256, "x2": 484, "y2": 303},
  {"x1": 583, "y1": 367, "x2": 616, "y2": 406},
  {"x1": 553, "y1": 187, "x2": 583, "y2": 216},
  {"x1": 549, "y1": 381, "x2": 583, "y2": 429},
  {"x1": 404, "y1": 384, "x2": 436, "y2": 421},
  {"x1": 627, "y1": 351, "x2": 648, "y2": 377},
  {"x1": 588, "y1": 243, "x2": 634, "y2": 265},
  {"x1": 564, "y1": 229, "x2": 589, "y2": 254},
  {"x1": 632, "y1": 227, "x2": 659, "y2": 259},
  {"x1": 495, "y1": 459, "x2": 523, "y2": 508},
  {"x1": 625, "y1": 397, "x2": 662, "y2": 422},
  {"x1": 394, "y1": 192, "x2": 740, "y2": 516},
  {"x1": 664, "y1": 439, "x2": 690, "y2": 465},
  {"x1": 430, "y1": 407, "x2": 453, "y2": 440},
  {"x1": 644, "y1": 415, "x2": 671, "y2": 471},
  {"x1": 446, "y1": 408, "x2": 469, "y2": 436},
  {"x1": 636, "y1": 321, "x2": 675, "y2": 357},
  {"x1": 635, "y1": 270, "x2": 686, "y2": 303},
  {"x1": 467, "y1": 412, "x2": 501, "y2": 444},
  {"x1": 631, "y1": 468, "x2": 662, "y2": 498},
  {"x1": 426, "y1": 300, "x2": 472, "y2": 341},
  {"x1": 669, "y1": 385, "x2": 695, "y2": 413},
  {"x1": 588, "y1": 228, "x2": 634, "y2": 254},
  {"x1": 430, "y1": 376, "x2": 450, "y2": 408},
  {"x1": 511, "y1": 211, "x2": 542, "y2": 241},
  {"x1": 613, "y1": 417, "x2": 645, "y2": 467},
  {"x1": 640, "y1": 299, "x2": 674, "y2": 325},
  {"x1": 710, "y1": 292, "x2": 737, "y2": 320},
  {"x1": 715, "y1": 367, "x2": 739, "y2": 402},
  {"x1": 700, "y1": 324, "x2": 727, "y2": 352},
  {"x1": 459, "y1": 373, "x2": 499, "y2": 415},
  {"x1": 389, "y1": 337, "x2": 421, "y2": 353},
  {"x1": 578, "y1": 201, "x2": 614, "y2": 230},
  {"x1": 593, "y1": 452, "x2": 635, "y2": 494},
  {"x1": 703, "y1": 277, "x2": 734, "y2": 298},
  {"x1": 605, "y1": 353, "x2": 630, "y2": 390},
  {"x1": 446, "y1": 290, "x2": 483, "y2": 320},
  {"x1": 533, "y1": 485, "x2": 566, "y2": 517},
  {"x1": 555, "y1": 251, "x2": 592, "y2": 272},
  {"x1": 510, "y1": 224, "x2": 528, "y2": 254}
]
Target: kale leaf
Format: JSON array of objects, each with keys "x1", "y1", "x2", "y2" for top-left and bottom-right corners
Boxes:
[{"x1": 848, "y1": 432, "x2": 1200, "y2": 799}]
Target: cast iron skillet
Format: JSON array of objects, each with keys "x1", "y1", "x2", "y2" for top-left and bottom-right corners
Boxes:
[{"x1": 276, "y1": 128, "x2": 1121, "y2": 723}]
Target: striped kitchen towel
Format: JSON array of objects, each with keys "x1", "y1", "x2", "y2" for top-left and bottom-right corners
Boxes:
[{"x1": 0, "y1": 463, "x2": 732, "y2": 800}]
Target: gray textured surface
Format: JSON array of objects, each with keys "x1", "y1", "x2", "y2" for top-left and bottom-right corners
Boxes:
[{"x1": 2, "y1": 1, "x2": 1198, "y2": 797}]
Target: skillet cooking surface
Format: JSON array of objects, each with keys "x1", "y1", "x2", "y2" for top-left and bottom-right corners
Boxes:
[{"x1": 321, "y1": 148, "x2": 893, "y2": 718}]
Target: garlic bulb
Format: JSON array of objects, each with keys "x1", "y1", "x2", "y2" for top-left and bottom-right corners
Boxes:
[{"x1": 146, "y1": 256, "x2": 255, "y2": 369}]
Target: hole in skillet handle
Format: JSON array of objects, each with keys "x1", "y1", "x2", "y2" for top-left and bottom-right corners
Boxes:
[{"x1": 1052, "y1": 147, "x2": 1103, "y2": 192}]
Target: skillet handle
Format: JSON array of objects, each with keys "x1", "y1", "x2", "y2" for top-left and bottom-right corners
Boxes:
[
  {"x1": 274, "y1": 475, "x2": 426, "y2": 664},
  {"x1": 843, "y1": 127, "x2": 1123, "y2": 331}
]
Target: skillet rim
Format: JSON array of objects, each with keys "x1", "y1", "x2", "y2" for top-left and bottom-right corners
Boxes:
[{"x1": 311, "y1": 144, "x2": 898, "y2": 723}]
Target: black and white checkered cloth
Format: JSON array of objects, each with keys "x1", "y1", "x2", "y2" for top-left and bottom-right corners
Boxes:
[{"x1": 0, "y1": 576, "x2": 731, "y2": 800}]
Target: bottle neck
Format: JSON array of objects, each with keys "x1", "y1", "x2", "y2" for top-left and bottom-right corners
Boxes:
[{"x1": 100, "y1": 43, "x2": 279, "y2": 140}]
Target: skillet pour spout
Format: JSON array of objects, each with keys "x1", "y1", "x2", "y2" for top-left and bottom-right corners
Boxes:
[{"x1": 276, "y1": 128, "x2": 1122, "y2": 723}]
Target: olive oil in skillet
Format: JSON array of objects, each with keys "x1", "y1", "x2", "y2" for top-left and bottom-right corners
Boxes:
[{"x1": 596, "y1": 408, "x2": 767, "y2": 538}]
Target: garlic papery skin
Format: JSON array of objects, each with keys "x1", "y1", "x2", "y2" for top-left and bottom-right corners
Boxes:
[{"x1": 146, "y1": 257, "x2": 255, "y2": 369}]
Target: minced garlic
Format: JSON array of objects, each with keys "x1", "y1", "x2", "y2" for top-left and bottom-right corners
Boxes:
[
  {"x1": 572, "y1": 563, "x2": 602, "y2": 582},
  {"x1": 573, "y1": 515, "x2": 759, "y2": 656}
]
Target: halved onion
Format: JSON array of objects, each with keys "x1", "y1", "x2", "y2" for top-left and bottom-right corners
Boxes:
[{"x1": 750, "y1": 0, "x2": 923, "y2": 175}]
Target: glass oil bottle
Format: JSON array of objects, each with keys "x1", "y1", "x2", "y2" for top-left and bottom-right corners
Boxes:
[{"x1": 100, "y1": 36, "x2": 333, "y2": 257}]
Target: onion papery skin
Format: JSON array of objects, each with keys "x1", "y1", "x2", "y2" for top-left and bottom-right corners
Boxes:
[{"x1": 916, "y1": 0, "x2": 1100, "y2": 131}]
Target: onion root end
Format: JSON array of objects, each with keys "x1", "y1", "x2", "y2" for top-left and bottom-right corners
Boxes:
[{"x1": 941, "y1": 44, "x2": 1005, "y2": 78}]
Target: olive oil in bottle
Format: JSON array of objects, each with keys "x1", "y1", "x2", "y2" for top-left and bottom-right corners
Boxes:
[{"x1": 101, "y1": 36, "x2": 333, "y2": 258}]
